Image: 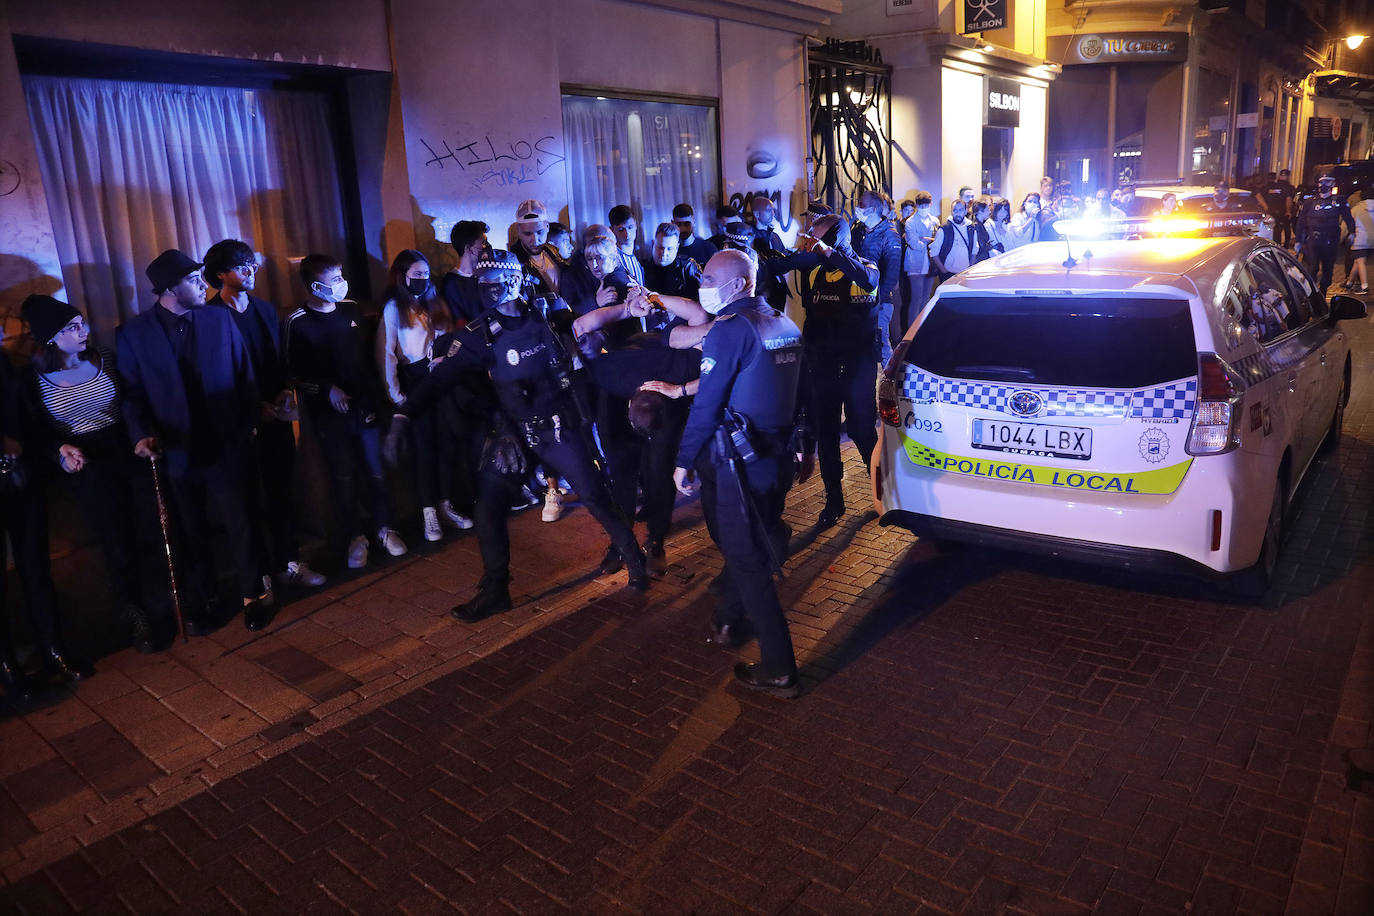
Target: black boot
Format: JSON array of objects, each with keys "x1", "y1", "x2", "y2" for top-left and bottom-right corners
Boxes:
[
  {"x1": 624, "y1": 547, "x2": 650, "y2": 592},
  {"x1": 124, "y1": 604, "x2": 159, "y2": 654},
  {"x1": 644, "y1": 539, "x2": 667, "y2": 577},
  {"x1": 41, "y1": 647, "x2": 94, "y2": 683},
  {"x1": 818, "y1": 494, "x2": 845, "y2": 530},
  {"x1": 452, "y1": 574, "x2": 512, "y2": 623},
  {"x1": 594, "y1": 544, "x2": 624, "y2": 577},
  {"x1": 1, "y1": 654, "x2": 38, "y2": 704}
]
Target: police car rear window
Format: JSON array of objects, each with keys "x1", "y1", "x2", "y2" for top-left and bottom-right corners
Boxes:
[{"x1": 906, "y1": 296, "x2": 1196, "y2": 389}]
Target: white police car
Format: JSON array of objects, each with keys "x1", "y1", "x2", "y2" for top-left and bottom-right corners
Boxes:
[{"x1": 873, "y1": 235, "x2": 1366, "y2": 595}]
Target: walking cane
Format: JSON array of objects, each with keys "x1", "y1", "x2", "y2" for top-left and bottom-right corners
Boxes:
[{"x1": 148, "y1": 456, "x2": 188, "y2": 643}]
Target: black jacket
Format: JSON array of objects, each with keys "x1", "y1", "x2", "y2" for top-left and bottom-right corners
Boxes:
[
  {"x1": 115, "y1": 304, "x2": 258, "y2": 473},
  {"x1": 676, "y1": 296, "x2": 802, "y2": 468}
]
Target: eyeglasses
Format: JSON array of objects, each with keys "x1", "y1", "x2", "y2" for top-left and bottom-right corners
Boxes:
[{"x1": 231, "y1": 262, "x2": 259, "y2": 274}]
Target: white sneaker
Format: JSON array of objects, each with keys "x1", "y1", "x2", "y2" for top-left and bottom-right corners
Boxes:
[
  {"x1": 347, "y1": 535, "x2": 369, "y2": 569},
  {"x1": 422, "y1": 507, "x2": 442, "y2": 542},
  {"x1": 278, "y1": 561, "x2": 326, "y2": 588},
  {"x1": 378, "y1": 527, "x2": 408, "y2": 557},
  {"x1": 541, "y1": 487, "x2": 563, "y2": 523},
  {"x1": 438, "y1": 499, "x2": 473, "y2": 530}
]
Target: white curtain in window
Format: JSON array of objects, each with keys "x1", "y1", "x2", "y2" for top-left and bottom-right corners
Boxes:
[
  {"x1": 561, "y1": 95, "x2": 718, "y2": 251},
  {"x1": 24, "y1": 76, "x2": 347, "y2": 341}
]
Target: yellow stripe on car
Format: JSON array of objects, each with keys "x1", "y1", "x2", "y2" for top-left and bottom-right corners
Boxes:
[{"x1": 899, "y1": 433, "x2": 1192, "y2": 495}]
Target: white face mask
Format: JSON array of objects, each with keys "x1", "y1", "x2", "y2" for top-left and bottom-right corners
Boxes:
[
  {"x1": 698, "y1": 280, "x2": 734, "y2": 314},
  {"x1": 316, "y1": 278, "x2": 348, "y2": 301}
]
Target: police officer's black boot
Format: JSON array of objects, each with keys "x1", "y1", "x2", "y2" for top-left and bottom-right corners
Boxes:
[
  {"x1": 624, "y1": 547, "x2": 650, "y2": 592},
  {"x1": 452, "y1": 574, "x2": 512, "y2": 623},
  {"x1": 818, "y1": 492, "x2": 845, "y2": 530}
]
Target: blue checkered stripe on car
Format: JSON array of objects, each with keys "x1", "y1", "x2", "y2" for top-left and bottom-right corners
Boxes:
[
  {"x1": 900, "y1": 367, "x2": 1196, "y2": 420},
  {"x1": 1129, "y1": 380, "x2": 1197, "y2": 419}
]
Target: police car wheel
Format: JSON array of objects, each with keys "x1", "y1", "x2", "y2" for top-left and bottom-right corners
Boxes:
[
  {"x1": 1230, "y1": 476, "x2": 1285, "y2": 601},
  {"x1": 1321, "y1": 370, "x2": 1348, "y2": 454}
]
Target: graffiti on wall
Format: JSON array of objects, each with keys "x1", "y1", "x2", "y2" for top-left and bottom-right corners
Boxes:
[
  {"x1": 418, "y1": 133, "x2": 565, "y2": 191},
  {"x1": 727, "y1": 188, "x2": 797, "y2": 233}
]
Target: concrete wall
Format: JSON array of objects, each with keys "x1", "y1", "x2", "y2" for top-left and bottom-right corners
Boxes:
[
  {"x1": 1007, "y1": 82, "x2": 1046, "y2": 205},
  {"x1": 391, "y1": 0, "x2": 808, "y2": 269},
  {"x1": 941, "y1": 67, "x2": 984, "y2": 210},
  {"x1": 0, "y1": 3, "x2": 62, "y2": 336}
]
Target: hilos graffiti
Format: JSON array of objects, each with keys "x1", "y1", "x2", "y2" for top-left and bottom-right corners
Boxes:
[{"x1": 419, "y1": 134, "x2": 565, "y2": 190}]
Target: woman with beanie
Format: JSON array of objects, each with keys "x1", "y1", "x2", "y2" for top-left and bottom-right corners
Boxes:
[{"x1": 20, "y1": 294, "x2": 167, "y2": 654}]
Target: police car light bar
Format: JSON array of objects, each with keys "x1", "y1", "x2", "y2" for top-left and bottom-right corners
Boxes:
[{"x1": 1053, "y1": 214, "x2": 1262, "y2": 240}]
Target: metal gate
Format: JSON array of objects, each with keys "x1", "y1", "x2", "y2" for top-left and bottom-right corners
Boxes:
[{"x1": 808, "y1": 38, "x2": 893, "y2": 217}]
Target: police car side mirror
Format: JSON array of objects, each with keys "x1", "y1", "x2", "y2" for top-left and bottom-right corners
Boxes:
[{"x1": 1329, "y1": 294, "x2": 1369, "y2": 321}]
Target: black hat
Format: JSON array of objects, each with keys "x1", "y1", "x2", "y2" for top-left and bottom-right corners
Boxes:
[
  {"x1": 20, "y1": 294, "x2": 81, "y2": 346},
  {"x1": 146, "y1": 249, "x2": 203, "y2": 293},
  {"x1": 672, "y1": 203, "x2": 694, "y2": 219},
  {"x1": 805, "y1": 200, "x2": 833, "y2": 217}
]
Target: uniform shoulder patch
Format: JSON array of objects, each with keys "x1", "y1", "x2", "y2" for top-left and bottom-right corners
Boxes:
[{"x1": 700, "y1": 356, "x2": 717, "y2": 375}]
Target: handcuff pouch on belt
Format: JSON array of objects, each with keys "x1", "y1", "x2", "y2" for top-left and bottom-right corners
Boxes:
[{"x1": 521, "y1": 413, "x2": 562, "y2": 448}]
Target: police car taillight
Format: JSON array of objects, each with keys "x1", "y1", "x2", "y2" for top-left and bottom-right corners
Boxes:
[
  {"x1": 878, "y1": 340, "x2": 910, "y2": 427},
  {"x1": 1186, "y1": 353, "x2": 1244, "y2": 455}
]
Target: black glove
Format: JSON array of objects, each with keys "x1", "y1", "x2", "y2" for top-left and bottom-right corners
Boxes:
[
  {"x1": 484, "y1": 434, "x2": 526, "y2": 476},
  {"x1": 382, "y1": 415, "x2": 409, "y2": 467}
]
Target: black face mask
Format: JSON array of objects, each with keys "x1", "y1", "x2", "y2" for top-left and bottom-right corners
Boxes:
[{"x1": 407, "y1": 277, "x2": 429, "y2": 297}]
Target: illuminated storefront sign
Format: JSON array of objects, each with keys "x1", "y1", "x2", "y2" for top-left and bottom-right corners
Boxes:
[
  {"x1": 985, "y1": 75, "x2": 1021, "y2": 128},
  {"x1": 1049, "y1": 32, "x2": 1189, "y2": 65}
]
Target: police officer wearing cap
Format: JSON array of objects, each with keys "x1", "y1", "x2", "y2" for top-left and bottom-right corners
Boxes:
[
  {"x1": 1297, "y1": 175, "x2": 1356, "y2": 296},
  {"x1": 386, "y1": 250, "x2": 650, "y2": 621},
  {"x1": 674, "y1": 248, "x2": 804, "y2": 698},
  {"x1": 772, "y1": 213, "x2": 880, "y2": 529}
]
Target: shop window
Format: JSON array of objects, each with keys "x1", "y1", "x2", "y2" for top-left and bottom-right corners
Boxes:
[
  {"x1": 981, "y1": 128, "x2": 1012, "y2": 198},
  {"x1": 1193, "y1": 68, "x2": 1232, "y2": 182},
  {"x1": 560, "y1": 91, "x2": 720, "y2": 252}
]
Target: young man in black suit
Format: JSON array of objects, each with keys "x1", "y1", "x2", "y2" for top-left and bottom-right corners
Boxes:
[{"x1": 116, "y1": 249, "x2": 273, "y2": 633}]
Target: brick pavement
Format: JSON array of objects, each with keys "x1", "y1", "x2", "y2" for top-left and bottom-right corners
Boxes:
[{"x1": 2, "y1": 316, "x2": 1372, "y2": 913}]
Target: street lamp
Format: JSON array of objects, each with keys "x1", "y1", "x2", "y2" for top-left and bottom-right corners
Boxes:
[{"x1": 1346, "y1": 34, "x2": 1368, "y2": 50}]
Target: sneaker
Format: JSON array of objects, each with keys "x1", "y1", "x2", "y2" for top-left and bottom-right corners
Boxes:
[
  {"x1": 378, "y1": 527, "x2": 408, "y2": 557},
  {"x1": 423, "y1": 507, "x2": 442, "y2": 542},
  {"x1": 438, "y1": 499, "x2": 474, "y2": 530},
  {"x1": 510, "y1": 485, "x2": 540, "y2": 512},
  {"x1": 542, "y1": 487, "x2": 563, "y2": 523},
  {"x1": 347, "y1": 535, "x2": 369, "y2": 569},
  {"x1": 277, "y1": 560, "x2": 326, "y2": 588}
]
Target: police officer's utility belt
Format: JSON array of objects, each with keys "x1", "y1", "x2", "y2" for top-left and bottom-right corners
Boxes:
[
  {"x1": 712, "y1": 408, "x2": 787, "y2": 465},
  {"x1": 520, "y1": 413, "x2": 564, "y2": 447}
]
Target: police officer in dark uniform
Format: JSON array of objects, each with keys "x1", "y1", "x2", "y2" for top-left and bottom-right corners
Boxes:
[
  {"x1": 675, "y1": 249, "x2": 804, "y2": 698},
  {"x1": 773, "y1": 213, "x2": 880, "y2": 529},
  {"x1": 1297, "y1": 175, "x2": 1356, "y2": 296},
  {"x1": 386, "y1": 250, "x2": 649, "y2": 621}
]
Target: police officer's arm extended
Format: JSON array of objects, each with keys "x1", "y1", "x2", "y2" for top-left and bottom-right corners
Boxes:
[{"x1": 673, "y1": 316, "x2": 749, "y2": 495}]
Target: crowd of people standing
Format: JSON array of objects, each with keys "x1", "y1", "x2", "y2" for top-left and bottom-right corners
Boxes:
[{"x1": 8, "y1": 168, "x2": 1344, "y2": 704}]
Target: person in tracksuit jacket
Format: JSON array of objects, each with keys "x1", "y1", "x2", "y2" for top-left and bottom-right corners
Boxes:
[
  {"x1": 772, "y1": 213, "x2": 880, "y2": 530},
  {"x1": 674, "y1": 249, "x2": 804, "y2": 699},
  {"x1": 1296, "y1": 175, "x2": 1356, "y2": 296}
]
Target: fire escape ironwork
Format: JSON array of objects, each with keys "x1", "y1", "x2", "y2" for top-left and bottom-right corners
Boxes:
[{"x1": 808, "y1": 38, "x2": 893, "y2": 218}]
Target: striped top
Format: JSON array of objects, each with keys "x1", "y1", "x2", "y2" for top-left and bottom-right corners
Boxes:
[{"x1": 37, "y1": 348, "x2": 122, "y2": 437}]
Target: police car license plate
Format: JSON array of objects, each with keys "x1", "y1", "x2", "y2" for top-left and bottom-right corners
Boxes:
[{"x1": 972, "y1": 419, "x2": 1092, "y2": 460}]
